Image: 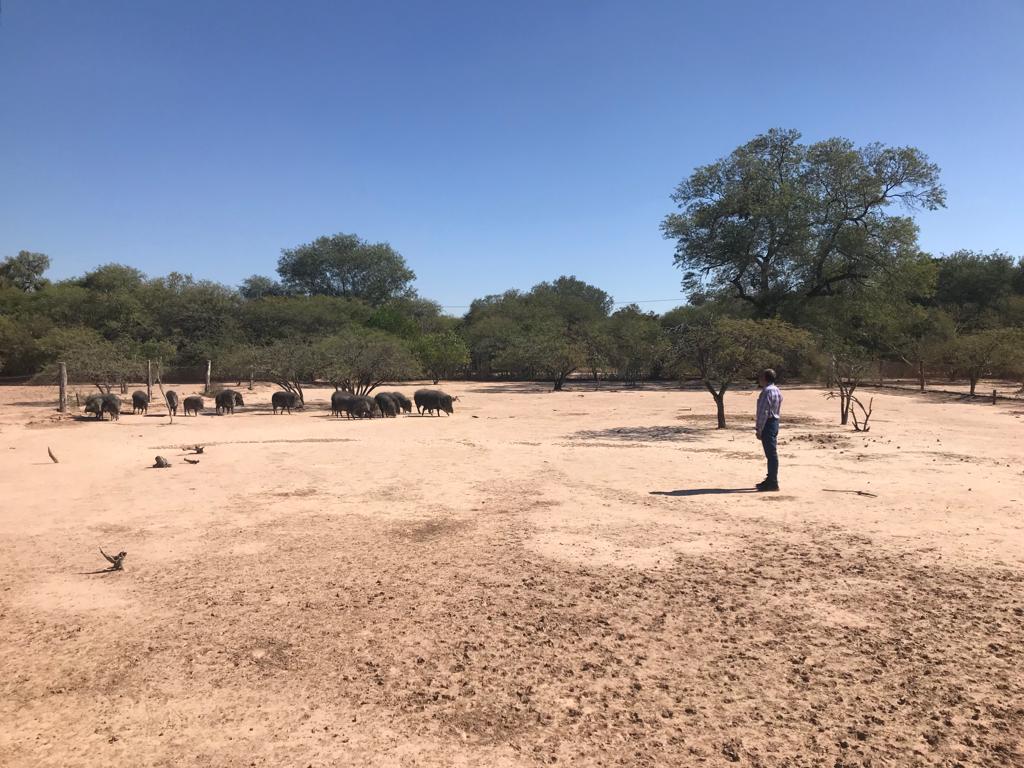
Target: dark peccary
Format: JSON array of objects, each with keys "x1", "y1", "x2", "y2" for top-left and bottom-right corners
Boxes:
[
  {"x1": 331, "y1": 390, "x2": 357, "y2": 418},
  {"x1": 272, "y1": 390, "x2": 299, "y2": 414},
  {"x1": 131, "y1": 390, "x2": 149, "y2": 414},
  {"x1": 347, "y1": 395, "x2": 378, "y2": 419},
  {"x1": 84, "y1": 393, "x2": 121, "y2": 421},
  {"x1": 215, "y1": 389, "x2": 244, "y2": 415},
  {"x1": 84, "y1": 394, "x2": 103, "y2": 419},
  {"x1": 388, "y1": 392, "x2": 413, "y2": 414},
  {"x1": 102, "y1": 393, "x2": 121, "y2": 420},
  {"x1": 374, "y1": 392, "x2": 398, "y2": 418},
  {"x1": 414, "y1": 389, "x2": 455, "y2": 416},
  {"x1": 165, "y1": 390, "x2": 179, "y2": 416},
  {"x1": 183, "y1": 396, "x2": 204, "y2": 416}
]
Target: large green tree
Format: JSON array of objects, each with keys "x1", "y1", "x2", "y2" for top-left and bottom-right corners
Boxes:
[
  {"x1": 662, "y1": 129, "x2": 945, "y2": 316},
  {"x1": 0, "y1": 251, "x2": 51, "y2": 292},
  {"x1": 277, "y1": 233, "x2": 416, "y2": 305}
]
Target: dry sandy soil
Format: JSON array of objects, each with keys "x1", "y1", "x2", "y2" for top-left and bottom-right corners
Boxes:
[{"x1": 1, "y1": 381, "x2": 1022, "y2": 767}]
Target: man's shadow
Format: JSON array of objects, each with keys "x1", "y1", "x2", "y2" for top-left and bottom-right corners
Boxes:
[{"x1": 650, "y1": 488, "x2": 758, "y2": 497}]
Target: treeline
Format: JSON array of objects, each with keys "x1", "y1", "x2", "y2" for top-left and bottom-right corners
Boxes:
[{"x1": 2, "y1": 130, "x2": 1023, "y2": 427}]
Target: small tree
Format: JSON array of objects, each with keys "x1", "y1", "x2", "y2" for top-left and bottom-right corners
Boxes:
[
  {"x1": 673, "y1": 315, "x2": 809, "y2": 428},
  {"x1": 414, "y1": 330, "x2": 470, "y2": 384},
  {"x1": 252, "y1": 340, "x2": 322, "y2": 404},
  {"x1": 493, "y1": 323, "x2": 588, "y2": 391},
  {"x1": 216, "y1": 343, "x2": 264, "y2": 390},
  {"x1": 886, "y1": 306, "x2": 955, "y2": 391},
  {"x1": 826, "y1": 341, "x2": 874, "y2": 426},
  {"x1": 947, "y1": 329, "x2": 1024, "y2": 396},
  {"x1": 316, "y1": 328, "x2": 420, "y2": 395},
  {"x1": 36, "y1": 327, "x2": 135, "y2": 393}
]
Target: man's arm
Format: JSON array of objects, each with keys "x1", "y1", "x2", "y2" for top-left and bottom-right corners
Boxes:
[{"x1": 755, "y1": 391, "x2": 767, "y2": 436}]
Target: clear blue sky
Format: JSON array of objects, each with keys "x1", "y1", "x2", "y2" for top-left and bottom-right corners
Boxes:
[{"x1": 2, "y1": 1, "x2": 1022, "y2": 311}]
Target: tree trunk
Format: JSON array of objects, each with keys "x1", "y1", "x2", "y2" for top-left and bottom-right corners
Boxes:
[
  {"x1": 838, "y1": 383, "x2": 852, "y2": 425},
  {"x1": 714, "y1": 392, "x2": 726, "y2": 429},
  {"x1": 58, "y1": 362, "x2": 68, "y2": 413},
  {"x1": 146, "y1": 361, "x2": 153, "y2": 401},
  {"x1": 204, "y1": 360, "x2": 212, "y2": 394},
  {"x1": 969, "y1": 375, "x2": 977, "y2": 396},
  {"x1": 918, "y1": 360, "x2": 925, "y2": 392},
  {"x1": 552, "y1": 376, "x2": 564, "y2": 392},
  {"x1": 249, "y1": 366, "x2": 255, "y2": 391},
  {"x1": 877, "y1": 359, "x2": 884, "y2": 387},
  {"x1": 120, "y1": 379, "x2": 127, "y2": 394}
]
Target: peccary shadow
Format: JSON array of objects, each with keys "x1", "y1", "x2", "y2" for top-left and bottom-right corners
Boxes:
[
  {"x1": 650, "y1": 488, "x2": 757, "y2": 496},
  {"x1": 569, "y1": 425, "x2": 701, "y2": 443}
]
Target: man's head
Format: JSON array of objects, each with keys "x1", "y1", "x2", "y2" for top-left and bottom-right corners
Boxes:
[{"x1": 758, "y1": 368, "x2": 777, "y2": 387}]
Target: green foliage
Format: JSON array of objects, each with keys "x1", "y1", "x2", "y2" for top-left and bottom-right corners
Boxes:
[
  {"x1": 945, "y1": 329, "x2": 1024, "y2": 395},
  {"x1": 414, "y1": 330, "x2": 471, "y2": 383},
  {"x1": 461, "y1": 276, "x2": 613, "y2": 389},
  {"x1": 492, "y1": 322, "x2": 589, "y2": 391},
  {"x1": 934, "y1": 250, "x2": 1020, "y2": 330},
  {"x1": 78, "y1": 263, "x2": 146, "y2": 293},
  {"x1": 0, "y1": 315, "x2": 44, "y2": 374},
  {"x1": 250, "y1": 339, "x2": 323, "y2": 403},
  {"x1": 604, "y1": 306, "x2": 670, "y2": 384},
  {"x1": 35, "y1": 327, "x2": 134, "y2": 391},
  {"x1": 236, "y1": 295, "x2": 371, "y2": 343},
  {"x1": 663, "y1": 128, "x2": 945, "y2": 316},
  {"x1": 238, "y1": 275, "x2": 287, "y2": 299},
  {"x1": 672, "y1": 311, "x2": 811, "y2": 427},
  {"x1": 0, "y1": 251, "x2": 51, "y2": 292},
  {"x1": 314, "y1": 328, "x2": 421, "y2": 395},
  {"x1": 277, "y1": 233, "x2": 416, "y2": 305}
]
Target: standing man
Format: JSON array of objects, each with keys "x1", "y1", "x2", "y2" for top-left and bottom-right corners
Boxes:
[{"x1": 755, "y1": 369, "x2": 782, "y2": 491}]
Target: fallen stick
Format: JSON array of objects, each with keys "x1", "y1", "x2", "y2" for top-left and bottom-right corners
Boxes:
[
  {"x1": 823, "y1": 488, "x2": 878, "y2": 498},
  {"x1": 47, "y1": 446, "x2": 59, "y2": 464}
]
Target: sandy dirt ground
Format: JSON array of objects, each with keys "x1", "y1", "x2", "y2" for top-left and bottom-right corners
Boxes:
[{"x1": 1, "y1": 381, "x2": 1022, "y2": 767}]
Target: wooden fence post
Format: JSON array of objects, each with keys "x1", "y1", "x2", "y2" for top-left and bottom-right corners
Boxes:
[
  {"x1": 205, "y1": 360, "x2": 212, "y2": 394},
  {"x1": 249, "y1": 366, "x2": 254, "y2": 391},
  {"x1": 147, "y1": 360, "x2": 153, "y2": 401},
  {"x1": 58, "y1": 362, "x2": 68, "y2": 413}
]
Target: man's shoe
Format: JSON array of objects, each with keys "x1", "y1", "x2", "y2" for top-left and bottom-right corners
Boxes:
[{"x1": 756, "y1": 481, "x2": 780, "y2": 492}]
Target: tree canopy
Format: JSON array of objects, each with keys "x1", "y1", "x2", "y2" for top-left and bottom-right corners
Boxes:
[
  {"x1": 277, "y1": 233, "x2": 416, "y2": 305},
  {"x1": 0, "y1": 251, "x2": 51, "y2": 292},
  {"x1": 662, "y1": 129, "x2": 946, "y2": 316}
]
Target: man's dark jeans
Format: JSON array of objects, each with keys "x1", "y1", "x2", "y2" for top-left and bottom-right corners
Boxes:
[{"x1": 761, "y1": 418, "x2": 779, "y2": 484}]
